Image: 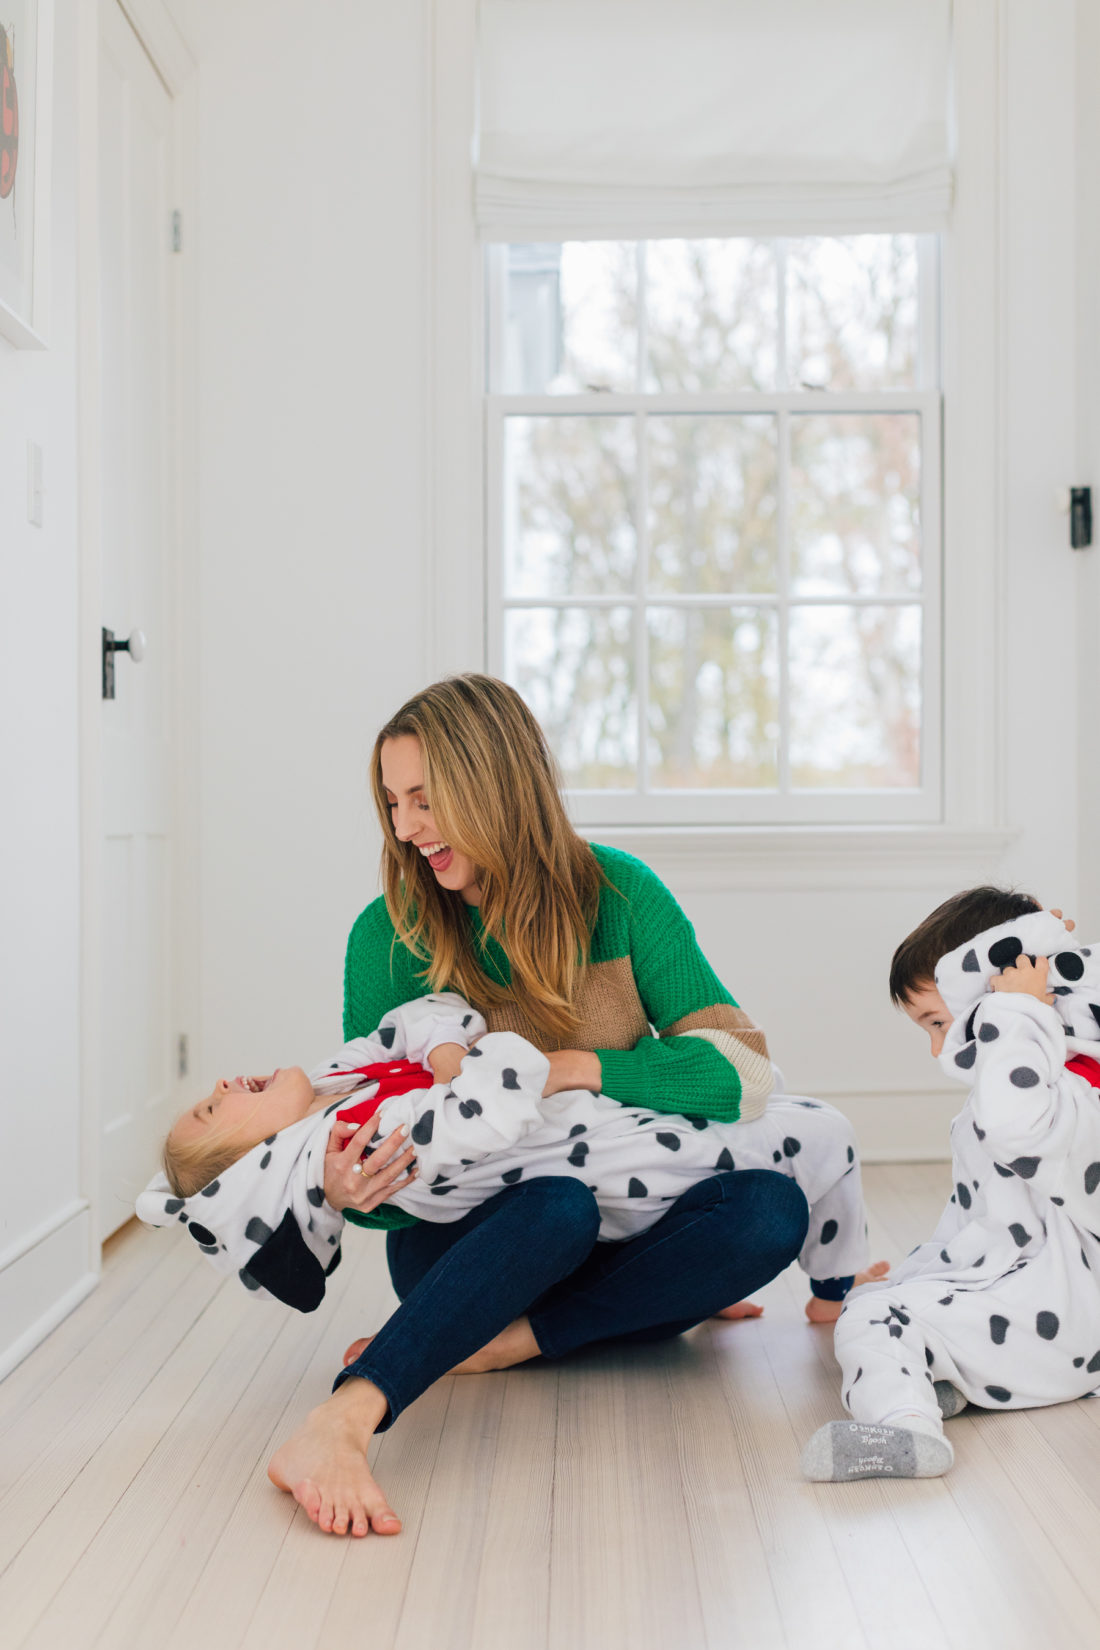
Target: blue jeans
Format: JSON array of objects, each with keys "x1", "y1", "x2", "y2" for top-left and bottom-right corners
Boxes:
[{"x1": 334, "y1": 1169, "x2": 808, "y2": 1428}]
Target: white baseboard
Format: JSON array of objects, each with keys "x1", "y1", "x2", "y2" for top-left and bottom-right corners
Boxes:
[
  {"x1": 817, "y1": 1089, "x2": 956, "y2": 1164},
  {"x1": 0, "y1": 1201, "x2": 99, "y2": 1382}
]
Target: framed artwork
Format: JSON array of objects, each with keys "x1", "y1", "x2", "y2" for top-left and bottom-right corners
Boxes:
[{"x1": 0, "y1": 0, "x2": 52, "y2": 347}]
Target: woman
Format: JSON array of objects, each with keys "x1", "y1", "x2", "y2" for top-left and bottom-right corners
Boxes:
[{"x1": 268, "y1": 675, "x2": 809, "y2": 1537}]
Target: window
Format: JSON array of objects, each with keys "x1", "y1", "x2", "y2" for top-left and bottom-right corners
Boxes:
[{"x1": 485, "y1": 235, "x2": 941, "y2": 825}]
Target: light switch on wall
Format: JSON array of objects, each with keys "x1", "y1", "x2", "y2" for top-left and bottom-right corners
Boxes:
[{"x1": 27, "y1": 441, "x2": 43, "y2": 527}]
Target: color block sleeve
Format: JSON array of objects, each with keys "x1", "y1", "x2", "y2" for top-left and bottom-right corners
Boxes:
[{"x1": 594, "y1": 860, "x2": 772, "y2": 1123}]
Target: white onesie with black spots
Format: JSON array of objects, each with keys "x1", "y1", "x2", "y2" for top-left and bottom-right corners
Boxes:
[
  {"x1": 138, "y1": 993, "x2": 868, "y2": 1310},
  {"x1": 835, "y1": 911, "x2": 1100, "y2": 1429}
]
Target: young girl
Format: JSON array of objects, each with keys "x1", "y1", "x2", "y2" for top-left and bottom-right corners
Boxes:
[{"x1": 139, "y1": 991, "x2": 872, "y2": 1320}]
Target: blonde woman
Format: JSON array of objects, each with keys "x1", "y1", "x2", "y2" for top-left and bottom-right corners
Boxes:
[{"x1": 268, "y1": 675, "x2": 810, "y2": 1537}]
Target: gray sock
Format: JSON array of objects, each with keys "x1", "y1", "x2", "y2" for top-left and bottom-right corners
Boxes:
[
  {"x1": 801, "y1": 1421, "x2": 954, "y2": 1482},
  {"x1": 934, "y1": 1379, "x2": 968, "y2": 1419}
]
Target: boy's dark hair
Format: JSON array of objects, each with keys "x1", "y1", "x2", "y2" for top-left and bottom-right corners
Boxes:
[{"x1": 889, "y1": 885, "x2": 1042, "y2": 1006}]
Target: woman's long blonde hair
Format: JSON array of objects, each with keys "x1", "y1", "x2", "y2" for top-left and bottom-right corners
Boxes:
[{"x1": 370, "y1": 675, "x2": 605, "y2": 1041}]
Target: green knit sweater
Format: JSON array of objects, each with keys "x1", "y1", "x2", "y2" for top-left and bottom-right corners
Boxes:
[{"x1": 342, "y1": 843, "x2": 772, "y2": 1232}]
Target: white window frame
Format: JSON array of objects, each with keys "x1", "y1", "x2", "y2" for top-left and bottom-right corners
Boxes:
[{"x1": 484, "y1": 237, "x2": 943, "y2": 826}]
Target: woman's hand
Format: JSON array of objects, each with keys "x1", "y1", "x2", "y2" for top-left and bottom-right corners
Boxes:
[
  {"x1": 543, "y1": 1049, "x2": 602, "y2": 1097},
  {"x1": 323, "y1": 1115, "x2": 417, "y2": 1214}
]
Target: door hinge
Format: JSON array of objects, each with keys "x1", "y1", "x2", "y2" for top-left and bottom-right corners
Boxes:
[
  {"x1": 177, "y1": 1033, "x2": 190, "y2": 1078},
  {"x1": 171, "y1": 209, "x2": 182, "y2": 253}
]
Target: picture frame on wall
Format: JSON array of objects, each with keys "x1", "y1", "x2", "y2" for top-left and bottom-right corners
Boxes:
[{"x1": 0, "y1": 0, "x2": 52, "y2": 348}]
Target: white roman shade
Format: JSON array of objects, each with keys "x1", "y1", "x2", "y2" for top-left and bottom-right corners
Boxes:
[{"x1": 476, "y1": 0, "x2": 954, "y2": 239}]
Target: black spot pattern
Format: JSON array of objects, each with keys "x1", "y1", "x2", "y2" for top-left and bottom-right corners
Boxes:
[
  {"x1": 847, "y1": 1145, "x2": 854, "y2": 1163},
  {"x1": 657, "y1": 1133, "x2": 682, "y2": 1152},
  {"x1": 782, "y1": 1137, "x2": 801, "y2": 1158},
  {"x1": 956, "y1": 1182, "x2": 972, "y2": 1210},
  {"x1": 1010, "y1": 1067, "x2": 1040, "y2": 1088},
  {"x1": 466, "y1": 1046, "x2": 482, "y2": 1058},
  {"x1": 994, "y1": 1162, "x2": 1015, "y2": 1178},
  {"x1": 567, "y1": 1141, "x2": 589, "y2": 1167},
  {"x1": 962, "y1": 948, "x2": 980, "y2": 972},
  {"x1": 307, "y1": 1186, "x2": 325, "y2": 1208},
  {"x1": 926, "y1": 1346, "x2": 935, "y2": 1366},
  {"x1": 772, "y1": 1150, "x2": 782, "y2": 1163},
  {"x1": 239, "y1": 1268, "x2": 261, "y2": 1291},
  {"x1": 188, "y1": 1222, "x2": 217, "y2": 1247},
  {"x1": 687, "y1": 1116, "x2": 708, "y2": 1130},
  {"x1": 1037, "y1": 1311, "x2": 1060, "y2": 1340},
  {"x1": 939, "y1": 1295, "x2": 954, "y2": 1306},
  {"x1": 940, "y1": 1249, "x2": 952, "y2": 1264},
  {"x1": 164, "y1": 1198, "x2": 184, "y2": 1215},
  {"x1": 458, "y1": 1099, "x2": 483, "y2": 1118},
  {"x1": 378, "y1": 1024, "x2": 396, "y2": 1049},
  {"x1": 978, "y1": 1022, "x2": 1000, "y2": 1043},
  {"x1": 628, "y1": 1177, "x2": 648, "y2": 1198},
  {"x1": 502, "y1": 1167, "x2": 522, "y2": 1184},
  {"x1": 1051, "y1": 1196, "x2": 1064, "y2": 1206},
  {"x1": 973, "y1": 1122, "x2": 986, "y2": 1141},
  {"x1": 1008, "y1": 1157, "x2": 1040, "y2": 1179},
  {"x1": 244, "y1": 1217, "x2": 272, "y2": 1245},
  {"x1": 1089, "y1": 1351, "x2": 1100, "y2": 1374},
  {"x1": 1091, "y1": 1004, "x2": 1100, "y2": 1032},
  {"x1": 821, "y1": 1219, "x2": 838, "y2": 1244},
  {"x1": 501, "y1": 1068, "x2": 520, "y2": 1091},
  {"x1": 1056, "y1": 951, "x2": 1085, "y2": 981},
  {"x1": 715, "y1": 1147, "x2": 734, "y2": 1172},
  {"x1": 260, "y1": 1152, "x2": 272, "y2": 1170},
  {"x1": 1086, "y1": 1163, "x2": 1100, "y2": 1195},
  {"x1": 964, "y1": 1008, "x2": 978, "y2": 1043},
  {"x1": 988, "y1": 937, "x2": 1023, "y2": 970},
  {"x1": 569, "y1": 1123, "x2": 587, "y2": 1137},
  {"x1": 1075, "y1": 1357, "x2": 1085, "y2": 1368},
  {"x1": 412, "y1": 1111, "x2": 435, "y2": 1145},
  {"x1": 985, "y1": 1385, "x2": 1012, "y2": 1403},
  {"x1": 955, "y1": 1043, "x2": 977, "y2": 1070},
  {"x1": 1009, "y1": 1223, "x2": 1031, "y2": 1248},
  {"x1": 462, "y1": 1013, "x2": 472, "y2": 1027}
]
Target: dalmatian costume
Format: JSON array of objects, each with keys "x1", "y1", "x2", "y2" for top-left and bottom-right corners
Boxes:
[
  {"x1": 138, "y1": 992, "x2": 868, "y2": 1312},
  {"x1": 833, "y1": 910, "x2": 1100, "y2": 1434}
]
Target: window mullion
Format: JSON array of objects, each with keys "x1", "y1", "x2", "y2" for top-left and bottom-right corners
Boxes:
[
  {"x1": 777, "y1": 412, "x2": 791, "y2": 794},
  {"x1": 635, "y1": 405, "x2": 649, "y2": 796}
]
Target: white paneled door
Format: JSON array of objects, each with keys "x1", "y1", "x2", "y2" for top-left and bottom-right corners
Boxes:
[{"x1": 97, "y1": 0, "x2": 178, "y2": 1237}]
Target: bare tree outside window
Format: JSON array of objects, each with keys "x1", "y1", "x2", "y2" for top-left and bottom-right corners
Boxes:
[{"x1": 487, "y1": 236, "x2": 940, "y2": 822}]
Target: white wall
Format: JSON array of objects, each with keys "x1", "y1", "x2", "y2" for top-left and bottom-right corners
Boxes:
[
  {"x1": 173, "y1": 0, "x2": 433, "y2": 1081},
  {"x1": 0, "y1": 0, "x2": 96, "y2": 1376},
  {"x1": 173, "y1": 0, "x2": 1084, "y2": 1161}
]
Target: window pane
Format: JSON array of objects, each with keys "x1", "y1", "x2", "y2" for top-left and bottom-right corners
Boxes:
[
  {"x1": 644, "y1": 239, "x2": 778, "y2": 391},
  {"x1": 789, "y1": 606, "x2": 921, "y2": 787},
  {"x1": 504, "y1": 416, "x2": 636, "y2": 598},
  {"x1": 648, "y1": 415, "x2": 777, "y2": 595},
  {"x1": 785, "y1": 235, "x2": 920, "y2": 391},
  {"x1": 790, "y1": 413, "x2": 921, "y2": 597},
  {"x1": 504, "y1": 608, "x2": 637, "y2": 788},
  {"x1": 498, "y1": 242, "x2": 637, "y2": 394},
  {"x1": 647, "y1": 607, "x2": 778, "y2": 788}
]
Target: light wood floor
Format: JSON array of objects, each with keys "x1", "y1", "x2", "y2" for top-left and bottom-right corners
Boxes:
[{"x1": 5, "y1": 1163, "x2": 1100, "y2": 1650}]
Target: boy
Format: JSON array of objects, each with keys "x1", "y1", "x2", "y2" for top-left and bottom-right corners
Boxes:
[
  {"x1": 139, "y1": 992, "x2": 870, "y2": 1318},
  {"x1": 802, "y1": 888, "x2": 1100, "y2": 1482}
]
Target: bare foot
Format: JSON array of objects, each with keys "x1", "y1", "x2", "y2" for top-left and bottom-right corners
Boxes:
[
  {"x1": 451, "y1": 1316, "x2": 541, "y2": 1374},
  {"x1": 267, "y1": 1379, "x2": 400, "y2": 1538},
  {"x1": 714, "y1": 1300, "x2": 765, "y2": 1321},
  {"x1": 343, "y1": 1335, "x2": 373, "y2": 1367},
  {"x1": 804, "y1": 1260, "x2": 890, "y2": 1324},
  {"x1": 344, "y1": 1318, "x2": 542, "y2": 1377}
]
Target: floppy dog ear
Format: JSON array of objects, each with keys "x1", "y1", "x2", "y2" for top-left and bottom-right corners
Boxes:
[{"x1": 241, "y1": 1208, "x2": 333, "y2": 1312}]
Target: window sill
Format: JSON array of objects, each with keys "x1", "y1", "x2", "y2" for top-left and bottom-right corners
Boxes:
[{"x1": 584, "y1": 825, "x2": 1020, "y2": 893}]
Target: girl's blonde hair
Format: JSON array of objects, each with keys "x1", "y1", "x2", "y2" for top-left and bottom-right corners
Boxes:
[
  {"x1": 162, "y1": 1112, "x2": 259, "y2": 1199},
  {"x1": 370, "y1": 675, "x2": 605, "y2": 1041}
]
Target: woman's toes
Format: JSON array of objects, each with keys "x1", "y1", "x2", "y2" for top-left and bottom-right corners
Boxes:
[
  {"x1": 317, "y1": 1496, "x2": 336, "y2": 1533},
  {"x1": 351, "y1": 1509, "x2": 370, "y2": 1538},
  {"x1": 342, "y1": 1336, "x2": 373, "y2": 1368},
  {"x1": 371, "y1": 1507, "x2": 402, "y2": 1535},
  {"x1": 332, "y1": 1501, "x2": 351, "y2": 1536}
]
